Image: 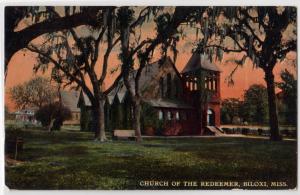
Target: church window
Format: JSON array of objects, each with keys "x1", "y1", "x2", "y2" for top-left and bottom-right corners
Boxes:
[
  {"x1": 175, "y1": 112, "x2": 180, "y2": 120},
  {"x1": 167, "y1": 111, "x2": 171, "y2": 120},
  {"x1": 159, "y1": 77, "x2": 164, "y2": 98},
  {"x1": 214, "y1": 78, "x2": 218, "y2": 91},
  {"x1": 210, "y1": 78, "x2": 214, "y2": 90},
  {"x1": 167, "y1": 73, "x2": 172, "y2": 98},
  {"x1": 194, "y1": 82, "x2": 197, "y2": 90},
  {"x1": 158, "y1": 110, "x2": 163, "y2": 120},
  {"x1": 174, "y1": 78, "x2": 180, "y2": 97},
  {"x1": 189, "y1": 81, "x2": 193, "y2": 91},
  {"x1": 205, "y1": 77, "x2": 208, "y2": 89}
]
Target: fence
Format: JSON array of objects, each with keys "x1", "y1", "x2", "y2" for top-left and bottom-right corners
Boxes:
[{"x1": 221, "y1": 126, "x2": 296, "y2": 138}]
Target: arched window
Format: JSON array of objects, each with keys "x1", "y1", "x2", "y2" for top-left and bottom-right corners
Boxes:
[
  {"x1": 194, "y1": 78, "x2": 198, "y2": 90},
  {"x1": 167, "y1": 73, "x2": 172, "y2": 98},
  {"x1": 175, "y1": 112, "x2": 180, "y2": 120},
  {"x1": 158, "y1": 110, "x2": 163, "y2": 120},
  {"x1": 159, "y1": 77, "x2": 164, "y2": 98},
  {"x1": 190, "y1": 81, "x2": 194, "y2": 91},
  {"x1": 214, "y1": 78, "x2": 218, "y2": 91},
  {"x1": 167, "y1": 111, "x2": 171, "y2": 120},
  {"x1": 174, "y1": 78, "x2": 179, "y2": 97},
  {"x1": 205, "y1": 77, "x2": 208, "y2": 89},
  {"x1": 212, "y1": 78, "x2": 216, "y2": 91}
]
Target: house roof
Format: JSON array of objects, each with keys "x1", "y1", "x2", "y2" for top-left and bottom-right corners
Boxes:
[
  {"x1": 60, "y1": 91, "x2": 80, "y2": 112},
  {"x1": 181, "y1": 53, "x2": 221, "y2": 73}
]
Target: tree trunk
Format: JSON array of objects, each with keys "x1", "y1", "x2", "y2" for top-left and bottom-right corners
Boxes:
[
  {"x1": 92, "y1": 101, "x2": 107, "y2": 142},
  {"x1": 99, "y1": 99, "x2": 107, "y2": 142},
  {"x1": 48, "y1": 118, "x2": 55, "y2": 132},
  {"x1": 133, "y1": 99, "x2": 142, "y2": 142},
  {"x1": 92, "y1": 105, "x2": 101, "y2": 140},
  {"x1": 264, "y1": 70, "x2": 281, "y2": 141}
]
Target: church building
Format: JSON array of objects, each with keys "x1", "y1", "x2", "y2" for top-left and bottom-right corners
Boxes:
[{"x1": 94, "y1": 53, "x2": 222, "y2": 136}]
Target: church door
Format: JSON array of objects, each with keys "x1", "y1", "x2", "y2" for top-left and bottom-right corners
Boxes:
[{"x1": 207, "y1": 109, "x2": 215, "y2": 126}]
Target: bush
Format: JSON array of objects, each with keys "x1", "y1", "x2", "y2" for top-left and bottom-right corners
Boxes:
[
  {"x1": 35, "y1": 102, "x2": 72, "y2": 131},
  {"x1": 141, "y1": 103, "x2": 160, "y2": 135}
]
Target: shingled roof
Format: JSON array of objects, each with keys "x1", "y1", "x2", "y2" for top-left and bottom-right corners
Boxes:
[
  {"x1": 145, "y1": 99, "x2": 193, "y2": 109},
  {"x1": 60, "y1": 91, "x2": 80, "y2": 112},
  {"x1": 106, "y1": 58, "x2": 164, "y2": 104},
  {"x1": 181, "y1": 53, "x2": 221, "y2": 73}
]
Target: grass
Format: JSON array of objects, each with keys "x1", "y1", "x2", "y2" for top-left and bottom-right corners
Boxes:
[{"x1": 5, "y1": 128, "x2": 297, "y2": 190}]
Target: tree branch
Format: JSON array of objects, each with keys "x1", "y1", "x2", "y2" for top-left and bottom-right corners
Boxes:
[
  {"x1": 26, "y1": 45, "x2": 94, "y2": 100},
  {"x1": 206, "y1": 44, "x2": 244, "y2": 53},
  {"x1": 69, "y1": 28, "x2": 91, "y2": 68},
  {"x1": 69, "y1": 28, "x2": 98, "y2": 88},
  {"x1": 6, "y1": 7, "x2": 103, "y2": 71},
  {"x1": 130, "y1": 6, "x2": 152, "y2": 28},
  {"x1": 103, "y1": 73, "x2": 123, "y2": 95},
  {"x1": 60, "y1": 33, "x2": 86, "y2": 85},
  {"x1": 238, "y1": 15, "x2": 263, "y2": 46},
  {"x1": 91, "y1": 26, "x2": 107, "y2": 69},
  {"x1": 129, "y1": 38, "x2": 153, "y2": 59},
  {"x1": 99, "y1": 37, "x2": 121, "y2": 83}
]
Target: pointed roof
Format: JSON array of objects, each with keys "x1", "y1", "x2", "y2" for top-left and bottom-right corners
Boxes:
[
  {"x1": 78, "y1": 90, "x2": 92, "y2": 106},
  {"x1": 106, "y1": 58, "x2": 167, "y2": 105},
  {"x1": 181, "y1": 53, "x2": 221, "y2": 73},
  {"x1": 80, "y1": 57, "x2": 184, "y2": 107}
]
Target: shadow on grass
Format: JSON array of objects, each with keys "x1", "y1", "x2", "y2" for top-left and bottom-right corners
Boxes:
[{"x1": 5, "y1": 129, "x2": 297, "y2": 190}]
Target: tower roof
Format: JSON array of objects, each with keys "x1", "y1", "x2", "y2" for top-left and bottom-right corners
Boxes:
[{"x1": 181, "y1": 53, "x2": 221, "y2": 73}]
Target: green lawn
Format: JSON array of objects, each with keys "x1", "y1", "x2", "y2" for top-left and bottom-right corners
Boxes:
[{"x1": 5, "y1": 129, "x2": 297, "y2": 190}]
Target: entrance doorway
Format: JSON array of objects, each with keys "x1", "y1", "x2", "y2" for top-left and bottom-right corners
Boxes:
[{"x1": 207, "y1": 109, "x2": 215, "y2": 126}]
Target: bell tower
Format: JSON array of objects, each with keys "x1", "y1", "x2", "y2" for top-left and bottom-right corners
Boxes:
[{"x1": 181, "y1": 53, "x2": 221, "y2": 133}]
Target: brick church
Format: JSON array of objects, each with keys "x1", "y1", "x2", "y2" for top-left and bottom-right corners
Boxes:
[{"x1": 78, "y1": 52, "x2": 222, "y2": 136}]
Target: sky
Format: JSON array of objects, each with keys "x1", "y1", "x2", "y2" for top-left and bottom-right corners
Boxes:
[{"x1": 4, "y1": 6, "x2": 297, "y2": 111}]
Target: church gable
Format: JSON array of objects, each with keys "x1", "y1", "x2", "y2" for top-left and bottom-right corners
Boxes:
[
  {"x1": 141, "y1": 57, "x2": 184, "y2": 100},
  {"x1": 106, "y1": 57, "x2": 184, "y2": 103}
]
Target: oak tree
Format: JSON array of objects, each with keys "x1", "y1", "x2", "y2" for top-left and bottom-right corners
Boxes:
[
  {"x1": 9, "y1": 76, "x2": 57, "y2": 109},
  {"x1": 118, "y1": 7, "x2": 205, "y2": 141},
  {"x1": 202, "y1": 7, "x2": 296, "y2": 140},
  {"x1": 26, "y1": 7, "x2": 120, "y2": 141}
]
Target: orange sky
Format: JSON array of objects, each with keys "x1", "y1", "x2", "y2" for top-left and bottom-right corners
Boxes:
[
  {"x1": 5, "y1": 7, "x2": 297, "y2": 111},
  {"x1": 5, "y1": 48, "x2": 296, "y2": 112}
]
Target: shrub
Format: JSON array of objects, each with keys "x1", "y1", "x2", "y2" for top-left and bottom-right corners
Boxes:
[{"x1": 35, "y1": 102, "x2": 72, "y2": 131}]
